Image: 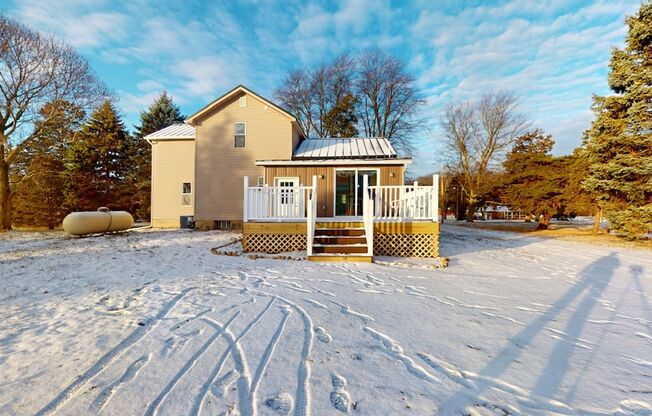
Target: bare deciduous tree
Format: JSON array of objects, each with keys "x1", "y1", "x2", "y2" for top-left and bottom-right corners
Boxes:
[
  {"x1": 442, "y1": 91, "x2": 528, "y2": 221},
  {"x1": 0, "y1": 16, "x2": 107, "y2": 229},
  {"x1": 275, "y1": 49, "x2": 422, "y2": 150},
  {"x1": 357, "y1": 48, "x2": 423, "y2": 155}
]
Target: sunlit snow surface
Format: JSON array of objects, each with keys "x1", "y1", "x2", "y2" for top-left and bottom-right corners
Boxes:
[{"x1": 0, "y1": 225, "x2": 650, "y2": 415}]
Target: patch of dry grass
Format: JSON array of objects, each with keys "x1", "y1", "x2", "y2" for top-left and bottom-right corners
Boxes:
[{"x1": 450, "y1": 221, "x2": 652, "y2": 250}]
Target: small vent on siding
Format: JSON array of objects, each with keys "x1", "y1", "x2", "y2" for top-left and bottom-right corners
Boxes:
[{"x1": 239, "y1": 96, "x2": 247, "y2": 107}]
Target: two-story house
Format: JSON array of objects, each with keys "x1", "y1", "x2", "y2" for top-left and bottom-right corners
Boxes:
[{"x1": 145, "y1": 85, "x2": 440, "y2": 261}]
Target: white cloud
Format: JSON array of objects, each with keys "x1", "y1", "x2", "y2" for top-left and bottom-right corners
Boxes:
[{"x1": 11, "y1": 0, "x2": 128, "y2": 48}]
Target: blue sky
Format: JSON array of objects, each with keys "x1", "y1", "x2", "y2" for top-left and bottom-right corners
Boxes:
[{"x1": 2, "y1": 0, "x2": 639, "y2": 175}]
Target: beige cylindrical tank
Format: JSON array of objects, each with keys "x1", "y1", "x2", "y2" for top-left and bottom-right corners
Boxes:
[{"x1": 63, "y1": 208, "x2": 134, "y2": 236}]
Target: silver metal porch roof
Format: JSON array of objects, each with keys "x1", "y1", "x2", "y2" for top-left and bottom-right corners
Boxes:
[{"x1": 293, "y1": 138, "x2": 397, "y2": 159}]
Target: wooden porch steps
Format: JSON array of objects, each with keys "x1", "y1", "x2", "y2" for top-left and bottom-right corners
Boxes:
[{"x1": 309, "y1": 226, "x2": 372, "y2": 262}]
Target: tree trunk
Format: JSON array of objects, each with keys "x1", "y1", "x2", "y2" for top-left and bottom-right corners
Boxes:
[
  {"x1": 466, "y1": 203, "x2": 475, "y2": 222},
  {"x1": 537, "y1": 212, "x2": 551, "y2": 230},
  {"x1": 0, "y1": 153, "x2": 12, "y2": 231},
  {"x1": 592, "y1": 206, "x2": 602, "y2": 234}
]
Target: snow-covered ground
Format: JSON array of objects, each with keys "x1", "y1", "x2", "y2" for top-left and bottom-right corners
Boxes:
[{"x1": 1, "y1": 225, "x2": 650, "y2": 416}]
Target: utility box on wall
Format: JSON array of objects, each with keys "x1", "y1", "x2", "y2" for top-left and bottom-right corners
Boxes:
[{"x1": 180, "y1": 216, "x2": 195, "y2": 229}]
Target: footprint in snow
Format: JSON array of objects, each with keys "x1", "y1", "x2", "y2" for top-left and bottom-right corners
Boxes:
[
  {"x1": 211, "y1": 369, "x2": 239, "y2": 398},
  {"x1": 314, "y1": 326, "x2": 332, "y2": 343},
  {"x1": 264, "y1": 392, "x2": 293, "y2": 414},
  {"x1": 330, "y1": 373, "x2": 351, "y2": 413}
]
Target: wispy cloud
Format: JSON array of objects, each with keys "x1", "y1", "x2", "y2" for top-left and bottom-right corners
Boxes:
[{"x1": 1, "y1": 0, "x2": 640, "y2": 175}]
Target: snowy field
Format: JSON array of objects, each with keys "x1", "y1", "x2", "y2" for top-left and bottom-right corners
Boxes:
[{"x1": 1, "y1": 225, "x2": 651, "y2": 416}]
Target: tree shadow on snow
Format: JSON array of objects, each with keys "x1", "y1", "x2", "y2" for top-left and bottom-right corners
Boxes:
[{"x1": 436, "y1": 252, "x2": 620, "y2": 412}]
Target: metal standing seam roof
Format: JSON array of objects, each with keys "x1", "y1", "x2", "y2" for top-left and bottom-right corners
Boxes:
[
  {"x1": 143, "y1": 124, "x2": 196, "y2": 140},
  {"x1": 293, "y1": 138, "x2": 397, "y2": 159}
]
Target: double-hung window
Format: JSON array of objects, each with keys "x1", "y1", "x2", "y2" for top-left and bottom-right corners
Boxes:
[{"x1": 234, "y1": 122, "x2": 246, "y2": 148}]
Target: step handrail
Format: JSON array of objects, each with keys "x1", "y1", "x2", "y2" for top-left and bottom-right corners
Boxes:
[
  {"x1": 306, "y1": 175, "x2": 318, "y2": 256},
  {"x1": 362, "y1": 174, "x2": 374, "y2": 256}
]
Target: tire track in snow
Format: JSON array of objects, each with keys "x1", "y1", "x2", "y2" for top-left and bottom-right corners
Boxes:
[
  {"x1": 91, "y1": 354, "x2": 151, "y2": 410},
  {"x1": 145, "y1": 310, "x2": 240, "y2": 416},
  {"x1": 192, "y1": 297, "x2": 276, "y2": 416},
  {"x1": 249, "y1": 305, "x2": 292, "y2": 408},
  {"x1": 202, "y1": 316, "x2": 254, "y2": 416},
  {"x1": 251, "y1": 291, "x2": 314, "y2": 416},
  {"x1": 35, "y1": 288, "x2": 194, "y2": 416}
]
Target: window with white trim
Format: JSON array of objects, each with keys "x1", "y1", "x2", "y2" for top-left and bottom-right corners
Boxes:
[
  {"x1": 256, "y1": 176, "x2": 265, "y2": 187},
  {"x1": 239, "y1": 96, "x2": 247, "y2": 107},
  {"x1": 181, "y1": 182, "x2": 192, "y2": 206},
  {"x1": 234, "y1": 122, "x2": 246, "y2": 148}
]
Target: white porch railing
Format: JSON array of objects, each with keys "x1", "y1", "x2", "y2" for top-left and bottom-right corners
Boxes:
[
  {"x1": 243, "y1": 177, "x2": 315, "y2": 221},
  {"x1": 368, "y1": 175, "x2": 439, "y2": 221}
]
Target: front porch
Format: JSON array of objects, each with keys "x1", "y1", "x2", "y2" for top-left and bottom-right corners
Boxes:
[{"x1": 242, "y1": 175, "x2": 440, "y2": 261}]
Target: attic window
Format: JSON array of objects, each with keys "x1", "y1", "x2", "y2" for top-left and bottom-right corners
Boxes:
[
  {"x1": 234, "y1": 122, "x2": 246, "y2": 148},
  {"x1": 239, "y1": 96, "x2": 247, "y2": 107}
]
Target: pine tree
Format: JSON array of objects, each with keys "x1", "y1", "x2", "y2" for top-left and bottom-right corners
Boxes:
[
  {"x1": 66, "y1": 100, "x2": 131, "y2": 211},
  {"x1": 583, "y1": 2, "x2": 652, "y2": 238},
  {"x1": 13, "y1": 155, "x2": 66, "y2": 229},
  {"x1": 500, "y1": 130, "x2": 561, "y2": 229},
  {"x1": 11, "y1": 100, "x2": 84, "y2": 228},
  {"x1": 130, "y1": 92, "x2": 185, "y2": 220},
  {"x1": 323, "y1": 93, "x2": 359, "y2": 137}
]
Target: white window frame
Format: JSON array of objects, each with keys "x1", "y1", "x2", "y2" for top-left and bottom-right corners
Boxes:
[
  {"x1": 234, "y1": 122, "x2": 246, "y2": 148},
  {"x1": 333, "y1": 168, "x2": 379, "y2": 217},
  {"x1": 181, "y1": 181, "x2": 192, "y2": 206},
  {"x1": 239, "y1": 96, "x2": 247, "y2": 107}
]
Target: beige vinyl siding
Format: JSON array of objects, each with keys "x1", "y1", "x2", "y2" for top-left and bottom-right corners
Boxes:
[
  {"x1": 151, "y1": 139, "x2": 195, "y2": 227},
  {"x1": 194, "y1": 91, "x2": 296, "y2": 221},
  {"x1": 264, "y1": 165, "x2": 404, "y2": 217}
]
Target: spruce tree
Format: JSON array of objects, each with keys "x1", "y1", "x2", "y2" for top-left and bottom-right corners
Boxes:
[
  {"x1": 66, "y1": 100, "x2": 131, "y2": 211},
  {"x1": 130, "y1": 92, "x2": 185, "y2": 220},
  {"x1": 583, "y1": 2, "x2": 652, "y2": 238}
]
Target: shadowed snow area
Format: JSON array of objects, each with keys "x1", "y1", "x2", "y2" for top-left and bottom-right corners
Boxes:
[{"x1": 0, "y1": 225, "x2": 650, "y2": 415}]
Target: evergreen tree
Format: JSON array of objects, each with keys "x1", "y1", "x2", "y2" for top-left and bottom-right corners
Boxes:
[
  {"x1": 583, "y1": 2, "x2": 652, "y2": 238},
  {"x1": 323, "y1": 93, "x2": 359, "y2": 137},
  {"x1": 66, "y1": 100, "x2": 131, "y2": 211},
  {"x1": 130, "y1": 92, "x2": 185, "y2": 220},
  {"x1": 11, "y1": 100, "x2": 84, "y2": 228},
  {"x1": 13, "y1": 155, "x2": 66, "y2": 229},
  {"x1": 500, "y1": 130, "x2": 561, "y2": 228}
]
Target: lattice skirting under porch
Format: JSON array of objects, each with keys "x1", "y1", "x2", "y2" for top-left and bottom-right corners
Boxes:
[
  {"x1": 373, "y1": 233, "x2": 439, "y2": 258},
  {"x1": 243, "y1": 233, "x2": 307, "y2": 253}
]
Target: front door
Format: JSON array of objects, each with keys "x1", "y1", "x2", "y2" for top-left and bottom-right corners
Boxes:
[
  {"x1": 274, "y1": 177, "x2": 300, "y2": 217},
  {"x1": 335, "y1": 169, "x2": 378, "y2": 217}
]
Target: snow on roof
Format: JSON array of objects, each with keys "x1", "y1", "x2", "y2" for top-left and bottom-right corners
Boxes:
[
  {"x1": 144, "y1": 124, "x2": 195, "y2": 140},
  {"x1": 293, "y1": 137, "x2": 397, "y2": 159}
]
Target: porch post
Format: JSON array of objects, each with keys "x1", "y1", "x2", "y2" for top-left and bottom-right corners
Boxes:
[
  {"x1": 432, "y1": 174, "x2": 439, "y2": 222},
  {"x1": 243, "y1": 176, "x2": 249, "y2": 222}
]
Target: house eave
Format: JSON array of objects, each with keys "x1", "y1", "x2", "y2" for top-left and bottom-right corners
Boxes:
[{"x1": 255, "y1": 158, "x2": 412, "y2": 166}]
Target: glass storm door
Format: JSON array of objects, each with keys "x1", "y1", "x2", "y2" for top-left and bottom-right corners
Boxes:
[{"x1": 335, "y1": 170, "x2": 377, "y2": 216}]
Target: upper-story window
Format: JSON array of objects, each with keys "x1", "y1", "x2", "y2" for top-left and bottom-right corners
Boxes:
[
  {"x1": 234, "y1": 122, "x2": 246, "y2": 148},
  {"x1": 239, "y1": 96, "x2": 247, "y2": 107}
]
